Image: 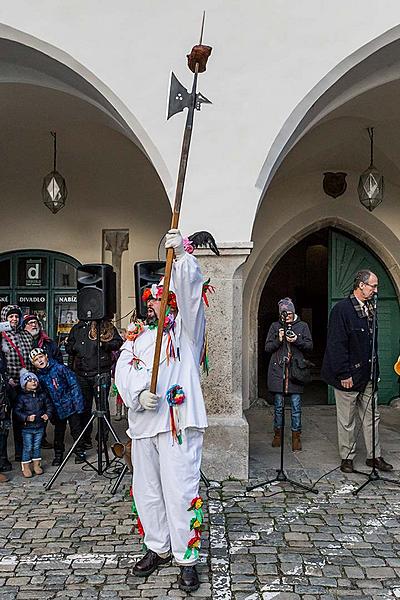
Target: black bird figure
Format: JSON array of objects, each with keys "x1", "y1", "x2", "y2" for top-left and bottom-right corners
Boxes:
[{"x1": 188, "y1": 231, "x2": 219, "y2": 256}]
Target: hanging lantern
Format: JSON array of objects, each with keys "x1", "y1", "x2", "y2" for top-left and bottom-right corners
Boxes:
[
  {"x1": 357, "y1": 127, "x2": 384, "y2": 212},
  {"x1": 42, "y1": 131, "x2": 68, "y2": 214}
]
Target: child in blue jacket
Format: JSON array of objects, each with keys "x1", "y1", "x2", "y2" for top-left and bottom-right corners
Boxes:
[
  {"x1": 30, "y1": 348, "x2": 86, "y2": 466},
  {"x1": 14, "y1": 369, "x2": 54, "y2": 478}
]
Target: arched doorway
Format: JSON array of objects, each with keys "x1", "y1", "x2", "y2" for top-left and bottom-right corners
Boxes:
[
  {"x1": 258, "y1": 228, "x2": 399, "y2": 406},
  {"x1": 0, "y1": 250, "x2": 80, "y2": 344}
]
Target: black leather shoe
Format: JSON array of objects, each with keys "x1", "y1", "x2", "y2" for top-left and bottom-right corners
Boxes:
[
  {"x1": 0, "y1": 460, "x2": 12, "y2": 472},
  {"x1": 366, "y1": 457, "x2": 393, "y2": 472},
  {"x1": 41, "y1": 438, "x2": 53, "y2": 449},
  {"x1": 74, "y1": 452, "x2": 86, "y2": 464},
  {"x1": 131, "y1": 549, "x2": 171, "y2": 577},
  {"x1": 178, "y1": 566, "x2": 200, "y2": 592},
  {"x1": 340, "y1": 459, "x2": 354, "y2": 473},
  {"x1": 52, "y1": 454, "x2": 63, "y2": 466}
]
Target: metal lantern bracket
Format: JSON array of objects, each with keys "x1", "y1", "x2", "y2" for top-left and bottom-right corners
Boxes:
[{"x1": 42, "y1": 131, "x2": 68, "y2": 214}]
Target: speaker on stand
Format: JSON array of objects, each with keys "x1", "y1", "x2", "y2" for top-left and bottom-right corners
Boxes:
[{"x1": 46, "y1": 263, "x2": 122, "y2": 491}]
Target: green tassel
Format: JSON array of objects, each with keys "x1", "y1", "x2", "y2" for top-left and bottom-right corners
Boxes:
[{"x1": 183, "y1": 548, "x2": 192, "y2": 560}]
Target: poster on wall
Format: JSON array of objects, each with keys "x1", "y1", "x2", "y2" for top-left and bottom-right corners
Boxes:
[{"x1": 55, "y1": 294, "x2": 78, "y2": 338}]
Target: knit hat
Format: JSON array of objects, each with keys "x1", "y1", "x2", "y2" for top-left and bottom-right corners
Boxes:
[
  {"x1": 0, "y1": 304, "x2": 22, "y2": 322},
  {"x1": 19, "y1": 368, "x2": 39, "y2": 388},
  {"x1": 23, "y1": 314, "x2": 39, "y2": 328},
  {"x1": 278, "y1": 297, "x2": 295, "y2": 315},
  {"x1": 30, "y1": 347, "x2": 47, "y2": 363}
]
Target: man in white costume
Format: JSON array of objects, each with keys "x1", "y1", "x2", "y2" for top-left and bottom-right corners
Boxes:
[{"x1": 115, "y1": 229, "x2": 207, "y2": 592}]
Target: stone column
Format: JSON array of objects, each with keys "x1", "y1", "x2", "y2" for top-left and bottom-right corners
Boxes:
[
  {"x1": 103, "y1": 229, "x2": 129, "y2": 323},
  {"x1": 196, "y1": 242, "x2": 253, "y2": 480}
]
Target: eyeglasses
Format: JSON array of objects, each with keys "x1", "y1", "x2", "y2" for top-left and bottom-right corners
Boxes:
[{"x1": 364, "y1": 282, "x2": 378, "y2": 289}]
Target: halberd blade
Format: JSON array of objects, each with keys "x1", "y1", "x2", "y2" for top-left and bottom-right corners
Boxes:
[
  {"x1": 167, "y1": 72, "x2": 191, "y2": 120},
  {"x1": 195, "y1": 92, "x2": 212, "y2": 111}
]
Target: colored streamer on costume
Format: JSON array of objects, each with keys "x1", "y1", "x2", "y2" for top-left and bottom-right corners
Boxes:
[
  {"x1": 200, "y1": 331, "x2": 209, "y2": 375},
  {"x1": 183, "y1": 496, "x2": 204, "y2": 560},
  {"x1": 166, "y1": 384, "x2": 185, "y2": 445},
  {"x1": 202, "y1": 278, "x2": 215, "y2": 307},
  {"x1": 130, "y1": 486, "x2": 146, "y2": 549}
]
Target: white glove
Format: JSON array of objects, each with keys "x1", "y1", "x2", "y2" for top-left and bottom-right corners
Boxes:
[
  {"x1": 165, "y1": 229, "x2": 185, "y2": 260},
  {"x1": 138, "y1": 389, "x2": 160, "y2": 411}
]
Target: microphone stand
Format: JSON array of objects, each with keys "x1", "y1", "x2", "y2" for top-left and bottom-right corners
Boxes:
[
  {"x1": 353, "y1": 294, "x2": 400, "y2": 495},
  {"x1": 247, "y1": 312, "x2": 317, "y2": 494}
]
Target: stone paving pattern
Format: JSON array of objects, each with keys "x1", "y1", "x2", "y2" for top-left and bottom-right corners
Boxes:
[{"x1": 0, "y1": 406, "x2": 399, "y2": 599}]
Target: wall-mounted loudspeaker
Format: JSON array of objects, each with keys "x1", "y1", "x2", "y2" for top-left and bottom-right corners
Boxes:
[
  {"x1": 77, "y1": 264, "x2": 116, "y2": 321},
  {"x1": 134, "y1": 261, "x2": 166, "y2": 319}
]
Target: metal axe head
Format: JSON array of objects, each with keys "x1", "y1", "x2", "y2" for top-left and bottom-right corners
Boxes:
[{"x1": 167, "y1": 72, "x2": 191, "y2": 120}]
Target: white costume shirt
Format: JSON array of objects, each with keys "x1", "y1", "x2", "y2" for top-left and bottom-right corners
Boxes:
[{"x1": 115, "y1": 253, "x2": 208, "y2": 440}]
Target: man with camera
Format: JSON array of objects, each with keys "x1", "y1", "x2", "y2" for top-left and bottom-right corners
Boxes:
[
  {"x1": 321, "y1": 269, "x2": 393, "y2": 473},
  {"x1": 265, "y1": 297, "x2": 313, "y2": 451}
]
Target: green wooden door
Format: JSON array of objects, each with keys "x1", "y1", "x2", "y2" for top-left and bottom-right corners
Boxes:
[{"x1": 328, "y1": 230, "x2": 399, "y2": 404}]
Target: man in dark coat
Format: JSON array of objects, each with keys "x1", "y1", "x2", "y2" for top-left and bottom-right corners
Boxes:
[
  {"x1": 265, "y1": 297, "x2": 313, "y2": 451},
  {"x1": 65, "y1": 320, "x2": 122, "y2": 448},
  {"x1": 321, "y1": 269, "x2": 393, "y2": 473}
]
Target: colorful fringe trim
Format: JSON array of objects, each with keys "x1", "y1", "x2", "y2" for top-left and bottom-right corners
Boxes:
[
  {"x1": 200, "y1": 331, "x2": 209, "y2": 375},
  {"x1": 183, "y1": 496, "x2": 204, "y2": 560},
  {"x1": 130, "y1": 486, "x2": 146, "y2": 549},
  {"x1": 166, "y1": 384, "x2": 185, "y2": 445}
]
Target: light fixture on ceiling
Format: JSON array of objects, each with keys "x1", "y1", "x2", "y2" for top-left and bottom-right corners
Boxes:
[
  {"x1": 42, "y1": 131, "x2": 68, "y2": 214},
  {"x1": 357, "y1": 127, "x2": 384, "y2": 212}
]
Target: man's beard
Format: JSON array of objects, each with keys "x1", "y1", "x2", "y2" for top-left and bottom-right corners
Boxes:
[
  {"x1": 145, "y1": 314, "x2": 158, "y2": 327},
  {"x1": 30, "y1": 328, "x2": 40, "y2": 337}
]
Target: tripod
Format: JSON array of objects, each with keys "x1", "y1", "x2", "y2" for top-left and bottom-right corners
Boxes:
[
  {"x1": 247, "y1": 313, "x2": 317, "y2": 495},
  {"x1": 353, "y1": 295, "x2": 400, "y2": 495},
  {"x1": 46, "y1": 320, "x2": 123, "y2": 491}
]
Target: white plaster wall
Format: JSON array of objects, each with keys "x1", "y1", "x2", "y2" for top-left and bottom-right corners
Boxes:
[
  {"x1": 0, "y1": 1, "x2": 400, "y2": 239},
  {"x1": 0, "y1": 113, "x2": 170, "y2": 329}
]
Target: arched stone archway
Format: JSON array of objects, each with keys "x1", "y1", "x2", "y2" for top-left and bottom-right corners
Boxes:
[
  {"x1": 254, "y1": 25, "x2": 400, "y2": 218},
  {"x1": 0, "y1": 23, "x2": 172, "y2": 194},
  {"x1": 244, "y1": 214, "x2": 400, "y2": 408}
]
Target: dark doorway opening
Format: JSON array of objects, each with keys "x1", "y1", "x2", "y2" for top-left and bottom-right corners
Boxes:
[{"x1": 258, "y1": 229, "x2": 329, "y2": 405}]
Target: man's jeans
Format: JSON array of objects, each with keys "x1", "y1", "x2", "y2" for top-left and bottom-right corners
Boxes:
[
  {"x1": 21, "y1": 424, "x2": 44, "y2": 462},
  {"x1": 273, "y1": 393, "x2": 302, "y2": 432}
]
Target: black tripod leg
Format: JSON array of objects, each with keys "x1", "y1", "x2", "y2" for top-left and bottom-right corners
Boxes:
[
  {"x1": 285, "y1": 478, "x2": 318, "y2": 494},
  {"x1": 110, "y1": 464, "x2": 129, "y2": 495},
  {"x1": 200, "y1": 469, "x2": 210, "y2": 488},
  {"x1": 103, "y1": 415, "x2": 122, "y2": 443},
  {"x1": 45, "y1": 414, "x2": 96, "y2": 491},
  {"x1": 246, "y1": 476, "x2": 278, "y2": 492}
]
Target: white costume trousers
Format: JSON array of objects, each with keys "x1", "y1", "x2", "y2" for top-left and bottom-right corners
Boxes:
[{"x1": 132, "y1": 428, "x2": 203, "y2": 564}]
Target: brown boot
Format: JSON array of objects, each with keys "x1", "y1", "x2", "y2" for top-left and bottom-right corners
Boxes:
[
  {"x1": 0, "y1": 472, "x2": 8, "y2": 483},
  {"x1": 32, "y1": 460, "x2": 43, "y2": 475},
  {"x1": 21, "y1": 462, "x2": 32, "y2": 478},
  {"x1": 272, "y1": 429, "x2": 281, "y2": 447},
  {"x1": 292, "y1": 431, "x2": 302, "y2": 452}
]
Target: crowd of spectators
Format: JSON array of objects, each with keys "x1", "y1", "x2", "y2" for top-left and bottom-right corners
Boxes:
[{"x1": 0, "y1": 305, "x2": 122, "y2": 483}]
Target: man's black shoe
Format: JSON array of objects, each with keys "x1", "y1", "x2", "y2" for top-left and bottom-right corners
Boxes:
[
  {"x1": 340, "y1": 459, "x2": 354, "y2": 473},
  {"x1": 366, "y1": 457, "x2": 393, "y2": 472},
  {"x1": 178, "y1": 566, "x2": 200, "y2": 592},
  {"x1": 41, "y1": 438, "x2": 53, "y2": 449},
  {"x1": 82, "y1": 441, "x2": 93, "y2": 450},
  {"x1": 52, "y1": 455, "x2": 63, "y2": 466},
  {"x1": 131, "y1": 549, "x2": 171, "y2": 577},
  {"x1": 0, "y1": 460, "x2": 12, "y2": 472},
  {"x1": 74, "y1": 452, "x2": 86, "y2": 464}
]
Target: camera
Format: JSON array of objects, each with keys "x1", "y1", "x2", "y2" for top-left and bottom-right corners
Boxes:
[{"x1": 285, "y1": 324, "x2": 296, "y2": 340}]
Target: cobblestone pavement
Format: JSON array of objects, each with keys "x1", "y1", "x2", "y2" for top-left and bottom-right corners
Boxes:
[{"x1": 0, "y1": 407, "x2": 399, "y2": 599}]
